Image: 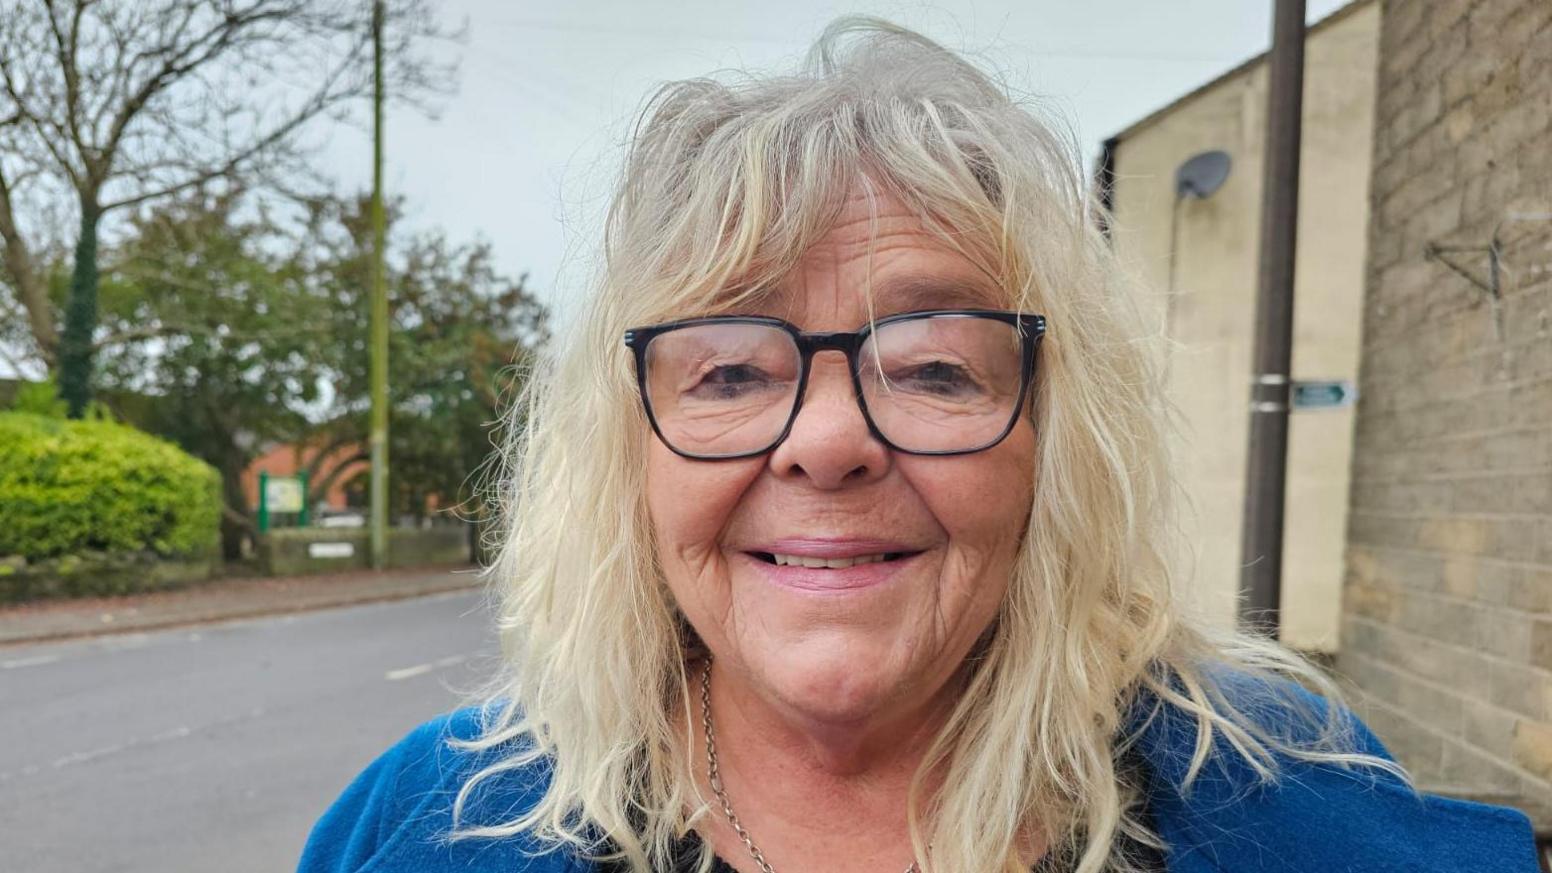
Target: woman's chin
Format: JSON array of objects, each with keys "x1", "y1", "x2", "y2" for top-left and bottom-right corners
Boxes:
[{"x1": 740, "y1": 644, "x2": 914, "y2": 728}]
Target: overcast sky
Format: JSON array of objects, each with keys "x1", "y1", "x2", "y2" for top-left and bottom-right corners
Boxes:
[
  {"x1": 311, "y1": 0, "x2": 1345, "y2": 327},
  {"x1": 1, "y1": 2, "x2": 1357, "y2": 381}
]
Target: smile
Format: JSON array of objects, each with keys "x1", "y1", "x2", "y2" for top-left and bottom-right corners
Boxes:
[
  {"x1": 740, "y1": 548, "x2": 925, "y2": 593},
  {"x1": 753, "y1": 551, "x2": 913, "y2": 568}
]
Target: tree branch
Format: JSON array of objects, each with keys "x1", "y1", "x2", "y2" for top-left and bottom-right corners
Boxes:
[
  {"x1": 223, "y1": 502, "x2": 256, "y2": 531},
  {"x1": 0, "y1": 43, "x2": 84, "y2": 189},
  {"x1": 102, "y1": 84, "x2": 340, "y2": 212},
  {"x1": 41, "y1": 0, "x2": 88, "y2": 157},
  {"x1": 313, "y1": 451, "x2": 370, "y2": 503},
  {"x1": 0, "y1": 159, "x2": 55, "y2": 360},
  {"x1": 0, "y1": 0, "x2": 453, "y2": 369},
  {"x1": 0, "y1": 325, "x2": 37, "y2": 377},
  {"x1": 302, "y1": 430, "x2": 363, "y2": 481},
  {"x1": 91, "y1": 320, "x2": 200, "y2": 351},
  {"x1": 100, "y1": 3, "x2": 306, "y2": 170}
]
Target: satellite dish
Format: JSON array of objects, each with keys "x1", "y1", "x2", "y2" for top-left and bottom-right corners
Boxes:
[{"x1": 1175, "y1": 150, "x2": 1232, "y2": 200}]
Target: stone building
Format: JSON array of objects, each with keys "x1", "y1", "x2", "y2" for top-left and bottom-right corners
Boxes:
[
  {"x1": 1337, "y1": 0, "x2": 1552, "y2": 819},
  {"x1": 1106, "y1": 1, "x2": 1381, "y2": 653}
]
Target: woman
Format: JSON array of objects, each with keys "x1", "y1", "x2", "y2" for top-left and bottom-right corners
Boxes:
[{"x1": 299, "y1": 18, "x2": 1537, "y2": 873}]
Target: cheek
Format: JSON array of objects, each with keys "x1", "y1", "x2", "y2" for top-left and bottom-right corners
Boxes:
[
  {"x1": 911, "y1": 425, "x2": 1035, "y2": 567},
  {"x1": 644, "y1": 438, "x2": 761, "y2": 572}
]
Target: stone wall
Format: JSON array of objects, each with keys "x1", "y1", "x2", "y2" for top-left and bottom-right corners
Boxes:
[
  {"x1": 1339, "y1": 0, "x2": 1552, "y2": 819},
  {"x1": 258, "y1": 525, "x2": 471, "y2": 576},
  {"x1": 0, "y1": 551, "x2": 217, "y2": 604}
]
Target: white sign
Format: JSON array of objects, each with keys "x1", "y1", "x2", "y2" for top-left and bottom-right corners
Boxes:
[
  {"x1": 265, "y1": 477, "x2": 305, "y2": 513},
  {"x1": 307, "y1": 542, "x2": 355, "y2": 559}
]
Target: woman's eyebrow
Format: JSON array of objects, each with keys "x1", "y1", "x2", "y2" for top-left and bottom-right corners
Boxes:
[{"x1": 872, "y1": 276, "x2": 1002, "y2": 313}]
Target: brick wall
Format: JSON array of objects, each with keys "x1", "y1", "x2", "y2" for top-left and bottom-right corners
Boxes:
[{"x1": 1339, "y1": 0, "x2": 1552, "y2": 817}]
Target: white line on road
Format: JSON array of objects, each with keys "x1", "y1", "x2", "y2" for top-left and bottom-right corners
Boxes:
[
  {"x1": 51, "y1": 725, "x2": 194, "y2": 769},
  {"x1": 385, "y1": 654, "x2": 468, "y2": 681},
  {"x1": 0, "y1": 707, "x2": 267, "y2": 783},
  {"x1": 1, "y1": 654, "x2": 60, "y2": 670},
  {"x1": 0, "y1": 763, "x2": 41, "y2": 784}
]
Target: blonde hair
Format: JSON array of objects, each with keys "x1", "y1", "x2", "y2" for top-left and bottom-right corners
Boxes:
[{"x1": 453, "y1": 17, "x2": 1405, "y2": 873}]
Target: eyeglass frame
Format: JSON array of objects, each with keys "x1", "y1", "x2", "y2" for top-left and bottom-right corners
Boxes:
[{"x1": 623, "y1": 308, "x2": 1048, "y2": 461}]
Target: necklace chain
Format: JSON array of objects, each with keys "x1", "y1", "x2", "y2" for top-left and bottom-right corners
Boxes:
[{"x1": 698, "y1": 660, "x2": 919, "y2": 873}]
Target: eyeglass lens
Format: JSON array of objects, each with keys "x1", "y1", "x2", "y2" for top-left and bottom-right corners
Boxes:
[{"x1": 642, "y1": 315, "x2": 1027, "y2": 457}]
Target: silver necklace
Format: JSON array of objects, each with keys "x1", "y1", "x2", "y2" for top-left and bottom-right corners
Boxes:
[{"x1": 698, "y1": 660, "x2": 920, "y2": 873}]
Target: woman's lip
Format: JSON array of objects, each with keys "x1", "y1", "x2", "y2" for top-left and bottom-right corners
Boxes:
[
  {"x1": 740, "y1": 537, "x2": 924, "y2": 559},
  {"x1": 736, "y1": 549, "x2": 920, "y2": 593}
]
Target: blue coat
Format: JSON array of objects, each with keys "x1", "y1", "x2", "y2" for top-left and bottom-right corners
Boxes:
[{"x1": 298, "y1": 696, "x2": 1539, "y2": 872}]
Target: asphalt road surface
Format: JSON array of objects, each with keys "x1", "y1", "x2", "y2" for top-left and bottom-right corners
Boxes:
[{"x1": 0, "y1": 589, "x2": 497, "y2": 873}]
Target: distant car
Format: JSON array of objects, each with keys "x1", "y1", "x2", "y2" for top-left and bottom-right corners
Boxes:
[{"x1": 317, "y1": 512, "x2": 366, "y2": 528}]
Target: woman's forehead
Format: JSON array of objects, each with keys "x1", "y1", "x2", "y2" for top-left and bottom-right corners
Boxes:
[
  {"x1": 742, "y1": 273, "x2": 1005, "y2": 323},
  {"x1": 711, "y1": 222, "x2": 1006, "y2": 319},
  {"x1": 669, "y1": 181, "x2": 1013, "y2": 323}
]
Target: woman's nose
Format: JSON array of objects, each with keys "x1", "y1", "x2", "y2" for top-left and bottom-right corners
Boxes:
[{"x1": 767, "y1": 354, "x2": 891, "y2": 489}]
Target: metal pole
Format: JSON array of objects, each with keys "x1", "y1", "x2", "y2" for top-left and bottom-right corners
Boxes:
[
  {"x1": 1238, "y1": 0, "x2": 1306, "y2": 636},
  {"x1": 258, "y1": 471, "x2": 270, "y2": 534},
  {"x1": 368, "y1": 0, "x2": 389, "y2": 570}
]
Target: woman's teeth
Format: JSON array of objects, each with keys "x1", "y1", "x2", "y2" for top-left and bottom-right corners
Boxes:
[{"x1": 770, "y1": 553, "x2": 891, "y2": 568}]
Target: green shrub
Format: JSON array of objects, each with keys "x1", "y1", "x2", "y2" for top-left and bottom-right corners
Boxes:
[
  {"x1": 0, "y1": 412, "x2": 221, "y2": 561},
  {"x1": 9, "y1": 378, "x2": 67, "y2": 417},
  {"x1": 6, "y1": 377, "x2": 114, "y2": 420}
]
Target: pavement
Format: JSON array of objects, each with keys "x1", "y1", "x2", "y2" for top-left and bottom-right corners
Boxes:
[{"x1": 0, "y1": 563, "x2": 483, "y2": 647}]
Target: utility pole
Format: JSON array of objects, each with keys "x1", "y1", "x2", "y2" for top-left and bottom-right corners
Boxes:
[
  {"x1": 1238, "y1": 0, "x2": 1306, "y2": 636},
  {"x1": 369, "y1": 0, "x2": 389, "y2": 570}
]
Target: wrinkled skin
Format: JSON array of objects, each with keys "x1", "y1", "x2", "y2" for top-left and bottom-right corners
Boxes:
[{"x1": 645, "y1": 187, "x2": 1038, "y2": 871}]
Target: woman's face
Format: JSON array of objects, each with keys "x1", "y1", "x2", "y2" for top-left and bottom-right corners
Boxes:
[{"x1": 645, "y1": 188, "x2": 1036, "y2": 730}]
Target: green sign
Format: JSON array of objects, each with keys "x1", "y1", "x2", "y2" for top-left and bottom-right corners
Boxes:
[
  {"x1": 1293, "y1": 380, "x2": 1356, "y2": 410},
  {"x1": 257, "y1": 471, "x2": 310, "y2": 532},
  {"x1": 266, "y1": 477, "x2": 305, "y2": 513}
]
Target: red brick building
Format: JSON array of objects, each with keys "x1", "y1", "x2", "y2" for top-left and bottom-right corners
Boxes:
[{"x1": 241, "y1": 439, "x2": 368, "y2": 515}]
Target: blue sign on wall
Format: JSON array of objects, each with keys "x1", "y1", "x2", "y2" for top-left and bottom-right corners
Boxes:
[{"x1": 1292, "y1": 380, "x2": 1356, "y2": 410}]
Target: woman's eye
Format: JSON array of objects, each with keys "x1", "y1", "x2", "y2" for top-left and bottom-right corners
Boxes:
[
  {"x1": 690, "y1": 363, "x2": 776, "y2": 398},
  {"x1": 705, "y1": 364, "x2": 762, "y2": 383},
  {"x1": 895, "y1": 361, "x2": 977, "y2": 395}
]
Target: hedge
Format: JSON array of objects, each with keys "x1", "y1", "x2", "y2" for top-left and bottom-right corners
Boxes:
[
  {"x1": 0, "y1": 551, "x2": 217, "y2": 604},
  {"x1": 0, "y1": 412, "x2": 222, "y2": 561}
]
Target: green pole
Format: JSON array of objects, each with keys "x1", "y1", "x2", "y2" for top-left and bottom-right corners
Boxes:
[
  {"x1": 258, "y1": 471, "x2": 270, "y2": 534},
  {"x1": 368, "y1": 0, "x2": 389, "y2": 570},
  {"x1": 299, "y1": 471, "x2": 311, "y2": 527}
]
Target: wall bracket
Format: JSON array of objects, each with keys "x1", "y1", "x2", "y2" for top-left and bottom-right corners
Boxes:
[
  {"x1": 1425, "y1": 212, "x2": 1552, "y2": 302},
  {"x1": 1424, "y1": 235, "x2": 1502, "y2": 301}
]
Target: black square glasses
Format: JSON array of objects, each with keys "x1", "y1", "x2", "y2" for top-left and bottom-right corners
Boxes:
[{"x1": 623, "y1": 309, "x2": 1046, "y2": 460}]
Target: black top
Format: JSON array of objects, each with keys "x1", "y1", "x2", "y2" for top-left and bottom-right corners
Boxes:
[
  {"x1": 608, "y1": 826, "x2": 1166, "y2": 872},
  {"x1": 598, "y1": 785, "x2": 1167, "y2": 872}
]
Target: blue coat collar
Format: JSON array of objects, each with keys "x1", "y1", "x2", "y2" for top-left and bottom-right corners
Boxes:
[{"x1": 299, "y1": 691, "x2": 1540, "y2": 872}]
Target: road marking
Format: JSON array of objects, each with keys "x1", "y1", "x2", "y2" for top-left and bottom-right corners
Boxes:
[
  {"x1": 1, "y1": 654, "x2": 60, "y2": 670},
  {"x1": 50, "y1": 726, "x2": 194, "y2": 769},
  {"x1": 0, "y1": 763, "x2": 41, "y2": 784},
  {"x1": 385, "y1": 654, "x2": 467, "y2": 681},
  {"x1": 0, "y1": 708, "x2": 267, "y2": 783}
]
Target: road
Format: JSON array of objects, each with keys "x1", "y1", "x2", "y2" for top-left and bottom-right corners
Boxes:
[{"x1": 0, "y1": 590, "x2": 496, "y2": 873}]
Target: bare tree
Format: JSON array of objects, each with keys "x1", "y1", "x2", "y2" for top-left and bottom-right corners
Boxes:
[{"x1": 0, "y1": 0, "x2": 454, "y2": 415}]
